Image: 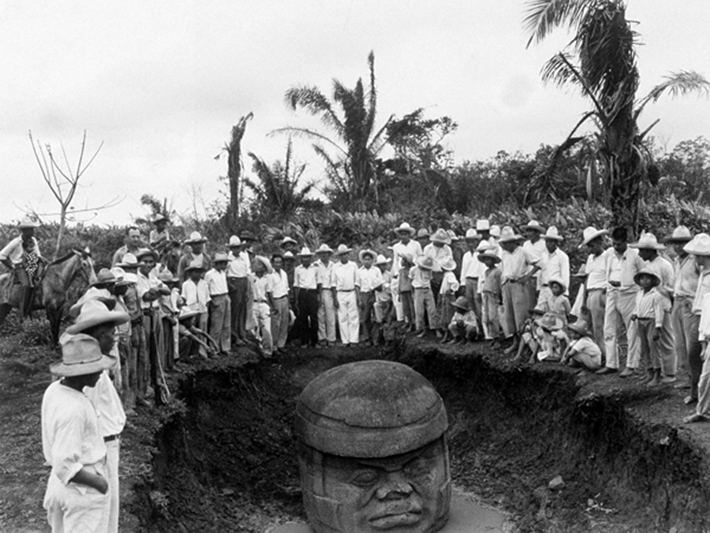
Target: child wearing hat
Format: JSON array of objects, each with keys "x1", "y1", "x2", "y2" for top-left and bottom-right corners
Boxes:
[
  {"x1": 479, "y1": 250, "x2": 503, "y2": 348},
  {"x1": 541, "y1": 279, "x2": 571, "y2": 322},
  {"x1": 356, "y1": 249, "x2": 384, "y2": 346},
  {"x1": 398, "y1": 253, "x2": 416, "y2": 331},
  {"x1": 515, "y1": 307, "x2": 547, "y2": 363},
  {"x1": 447, "y1": 296, "x2": 479, "y2": 344},
  {"x1": 205, "y1": 253, "x2": 231, "y2": 355},
  {"x1": 631, "y1": 268, "x2": 671, "y2": 387},
  {"x1": 410, "y1": 256, "x2": 440, "y2": 338},
  {"x1": 561, "y1": 320, "x2": 602, "y2": 372},
  {"x1": 181, "y1": 261, "x2": 211, "y2": 358},
  {"x1": 438, "y1": 258, "x2": 460, "y2": 343}
]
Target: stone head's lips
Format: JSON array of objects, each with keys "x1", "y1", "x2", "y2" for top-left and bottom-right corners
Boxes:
[{"x1": 368, "y1": 505, "x2": 423, "y2": 529}]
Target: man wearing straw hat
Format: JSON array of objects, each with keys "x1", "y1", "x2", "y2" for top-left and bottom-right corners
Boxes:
[
  {"x1": 667, "y1": 227, "x2": 701, "y2": 397},
  {"x1": 521, "y1": 220, "x2": 547, "y2": 298},
  {"x1": 580, "y1": 226, "x2": 610, "y2": 359},
  {"x1": 315, "y1": 244, "x2": 337, "y2": 347},
  {"x1": 226, "y1": 235, "x2": 250, "y2": 346},
  {"x1": 531, "y1": 226, "x2": 569, "y2": 307},
  {"x1": 356, "y1": 249, "x2": 384, "y2": 345},
  {"x1": 499, "y1": 226, "x2": 535, "y2": 354},
  {"x1": 0, "y1": 216, "x2": 45, "y2": 317},
  {"x1": 332, "y1": 244, "x2": 360, "y2": 346},
  {"x1": 269, "y1": 253, "x2": 291, "y2": 354},
  {"x1": 66, "y1": 300, "x2": 130, "y2": 533},
  {"x1": 423, "y1": 228, "x2": 454, "y2": 303},
  {"x1": 41, "y1": 334, "x2": 114, "y2": 532},
  {"x1": 177, "y1": 231, "x2": 212, "y2": 283},
  {"x1": 391, "y1": 222, "x2": 422, "y2": 322},
  {"x1": 294, "y1": 247, "x2": 320, "y2": 349},
  {"x1": 251, "y1": 256, "x2": 275, "y2": 357},
  {"x1": 205, "y1": 252, "x2": 231, "y2": 355},
  {"x1": 148, "y1": 214, "x2": 171, "y2": 253},
  {"x1": 459, "y1": 229, "x2": 484, "y2": 328}
]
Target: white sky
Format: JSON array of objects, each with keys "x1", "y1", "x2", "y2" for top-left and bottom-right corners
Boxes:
[{"x1": 0, "y1": 0, "x2": 708, "y2": 226}]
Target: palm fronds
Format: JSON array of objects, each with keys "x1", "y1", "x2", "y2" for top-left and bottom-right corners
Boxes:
[{"x1": 635, "y1": 71, "x2": 710, "y2": 119}]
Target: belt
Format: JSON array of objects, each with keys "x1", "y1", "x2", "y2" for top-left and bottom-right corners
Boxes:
[
  {"x1": 211, "y1": 293, "x2": 228, "y2": 298},
  {"x1": 587, "y1": 287, "x2": 606, "y2": 292},
  {"x1": 637, "y1": 317, "x2": 654, "y2": 323},
  {"x1": 466, "y1": 277, "x2": 478, "y2": 281},
  {"x1": 142, "y1": 308, "x2": 155, "y2": 316},
  {"x1": 131, "y1": 318, "x2": 142, "y2": 326},
  {"x1": 273, "y1": 295, "x2": 287, "y2": 300},
  {"x1": 414, "y1": 287, "x2": 431, "y2": 290},
  {"x1": 676, "y1": 295, "x2": 693, "y2": 300},
  {"x1": 338, "y1": 289, "x2": 354, "y2": 292},
  {"x1": 253, "y1": 299, "x2": 268, "y2": 303},
  {"x1": 104, "y1": 434, "x2": 121, "y2": 443},
  {"x1": 300, "y1": 288, "x2": 318, "y2": 292},
  {"x1": 609, "y1": 281, "x2": 621, "y2": 288}
]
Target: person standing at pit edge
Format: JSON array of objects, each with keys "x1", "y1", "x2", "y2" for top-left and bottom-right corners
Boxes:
[
  {"x1": 580, "y1": 226, "x2": 610, "y2": 361},
  {"x1": 226, "y1": 236, "x2": 250, "y2": 347},
  {"x1": 66, "y1": 300, "x2": 130, "y2": 533},
  {"x1": 332, "y1": 245, "x2": 360, "y2": 347},
  {"x1": 294, "y1": 247, "x2": 319, "y2": 349},
  {"x1": 499, "y1": 226, "x2": 535, "y2": 355},
  {"x1": 41, "y1": 334, "x2": 114, "y2": 533},
  {"x1": 315, "y1": 244, "x2": 337, "y2": 347}
]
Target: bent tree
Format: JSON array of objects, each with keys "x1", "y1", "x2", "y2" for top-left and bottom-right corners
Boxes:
[{"x1": 524, "y1": 0, "x2": 709, "y2": 234}]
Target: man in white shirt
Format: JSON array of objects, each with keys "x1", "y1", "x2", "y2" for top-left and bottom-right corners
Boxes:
[
  {"x1": 423, "y1": 229, "x2": 454, "y2": 302},
  {"x1": 533, "y1": 226, "x2": 570, "y2": 306},
  {"x1": 333, "y1": 245, "x2": 360, "y2": 346},
  {"x1": 270, "y1": 254, "x2": 291, "y2": 353},
  {"x1": 521, "y1": 220, "x2": 546, "y2": 300},
  {"x1": 357, "y1": 249, "x2": 384, "y2": 345},
  {"x1": 294, "y1": 247, "x2": 319, "y2": 348},
  {"x1": 204, "y1": 252, "x2": 231, "y2": 355},
  {"x1": 580, "y1": 226, "x2": 610, "y2": 358},
  {"x1": 227, "y1": 236, "x2": 250, "y2": 346},
  {"x1": 315, "y1": 244, "x2": 336, "y2": 347},
  {"x1": 459, "y1": 229, "x2": 484, "y2": 332}
]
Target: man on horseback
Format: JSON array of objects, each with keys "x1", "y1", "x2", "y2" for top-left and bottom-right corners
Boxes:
[
  {"x1": 0, "y1": 216, "x2": 46, "y2": 318},
  {"x1": 111, "y1": 227, "x2": 143, "y2": 268}
]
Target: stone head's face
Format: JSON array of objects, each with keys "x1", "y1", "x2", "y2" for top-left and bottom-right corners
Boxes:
[{"x1": 301, "y1": 439, "x2": 450, "y2": 533}]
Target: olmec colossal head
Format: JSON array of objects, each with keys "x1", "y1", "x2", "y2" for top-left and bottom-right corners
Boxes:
[{"x1": 295, "y1": 360, "x2": 451, "y2": 533}]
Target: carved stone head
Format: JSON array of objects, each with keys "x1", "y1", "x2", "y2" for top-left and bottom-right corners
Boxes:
[{"x1": 295, "y1": 360, "x2": 451, "y2": 533}]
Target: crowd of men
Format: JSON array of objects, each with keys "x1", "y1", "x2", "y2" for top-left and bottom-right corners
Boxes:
[{"x1": 7, "y1": 211, "x2": 710, "y2": 531}]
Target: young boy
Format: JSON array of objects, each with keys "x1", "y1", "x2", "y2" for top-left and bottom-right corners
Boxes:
[
  {"x1": 251, "y1": 256, "x2": 275, "y2": 357},
  {"x1": 479, "y1": 249, "x2": 503, "y2": 348},
  {"x1": 399, "y1": 253, "x2": 416, "y2": 331},
  {"x1": 535, "y1": 312, "x2": 566, "y2": 363},
  {"x1": 356, "y1": 249, "x2": 384, "y2": 346},
  {"x1": 562, "y1": 320, "x2": 602, "y2": 372},
  {"x1": 410, "y1": 256, "x2": 439, "y2": 338},
  {"x1": 447, "y1": 296, "x2": 479, "y2": 344},
  {"x1": 515, "y1": 307, "x2": 547, "y2": 363},
  {"x1": 631, "y1": 268, "x2": 670, "y2": 387},
  {"x1": 181, "y1": 262, "x2": 211, "y2": 357},
  {"x1": 439, "y1": 258, "x2": 460, "y2": 343},
  {"x1": 204, "y1": 252, "x2": 231, "y2": 355},
  {"x1": 544, "y1": 279, "x2": 572, "y2": 322},
  {"x1": 372, "y1": 254, "x2": 393, "y2": 346}
]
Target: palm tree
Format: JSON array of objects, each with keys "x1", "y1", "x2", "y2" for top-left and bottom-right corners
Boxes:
[
  {"x1": 245, "y1": 138, "x2": 316, "y2": 217},
  {"x1": 524, "y1": 0, "x2": 709, "y2": 233},
  {"x1": 274, "y1": 51, "x2": 392, "y2": 212}
]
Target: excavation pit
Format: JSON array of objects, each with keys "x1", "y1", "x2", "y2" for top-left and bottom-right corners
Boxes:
[{"x1": 133, "y1": 341, "x2": 710, "y2": 532}]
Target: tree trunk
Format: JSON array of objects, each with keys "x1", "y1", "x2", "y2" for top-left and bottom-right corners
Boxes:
[
  {"x1": 226, "y1": 113, "x2": 253, "y2": 224},
  {"x1": 54, "y1": 205, "x2": 67, "y2": 261}
]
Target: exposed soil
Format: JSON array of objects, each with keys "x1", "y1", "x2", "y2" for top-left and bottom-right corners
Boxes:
[{"x1": 3, "y1": 323, "x2": 710, "y2": 532}]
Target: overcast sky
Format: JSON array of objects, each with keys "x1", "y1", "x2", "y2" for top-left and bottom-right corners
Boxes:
[{"x1": 1, "y1": 1, "x2": 708, "y2": 226}]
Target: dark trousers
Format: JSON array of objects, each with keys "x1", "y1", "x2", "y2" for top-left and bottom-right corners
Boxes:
[
  {"x1": 297, "y1": 289, "x2": 319, "y2": 347},
  {"x1": 228, "y1": 277, "x2": 248, "y2": 341}
]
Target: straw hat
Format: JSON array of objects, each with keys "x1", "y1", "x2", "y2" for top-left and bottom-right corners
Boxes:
[
  {"x1": 477, "y1": 251, "x2": 501, "y2": 264},
  {"x1": 335, "y1": 244, "x2": 352, "y2": 255},
  {"x1": 91, "y1": 268, "x2": 117, "y2": 287},
  {"x1": 158, "y1": 269, "x2": 178, "y2": 283},
  {"x1": 118, "y1": 272, "x2": 138, "y2": 285},
  {"x1": 152, "y1": 214, "x2": 169, "y2": 224},
  {"x1": 240, "y1": 230, "x2": 256, "y2": 242},
  {"x1": 374, "y1": 254, "x2": 392, "y2": 266},
  {"x1": 227, "y1": 235, "x2": 242, "y2": 247},
  {"x1": 490, "y1": 225, "x2": 501, "y2": 238},
  {"x1": 542, "y1": 226, "x2": 563, "y2": 241},
  {"x1": 452, "y1": 296, "x2": 470, "y2": 311},
  {"x1": 283, "y1": 251, "x2": 295, "y2": 260},
  {"x1": 666, "y1": 226, "x2": 692, "y2": 243},
  {"x1": 68, "y1": 288, "x2": 116, "y2": 318},
  {"x1": 535, "y1": 312, "x2": 563, "y2": 331},
  {"x1": 66, "y1": 299, "x2": 130, "y2": 335},
  {"x1": 464, "y1": 229, "x2": 480, "y2": 241},
  {"x1": 475, "y1": 241, "x2": 492, "y2": 253},
  {"x1": 253, "y1": 255, "x2": 273, "y2": 274},
  {"x1": 547, "y1": 277, "x2": 567, "y2": 293},
  {"x1": 395, "y1": 222, "x2": 416, "y2": 236},
  {"x1": 416, "y1": 228, "x2": 430, "y2": 240},
  {"x1": 359, "y1": 249, "x2": 376, "y2": 262},
  {"x1": 522, "y1": 220, "x2": 545, "y2": 233},
  {"x1": 633, "y1": 267, "x2": 660, "y2": 287},
  {"x1": 117, "y1": 253, "x2": 139, "y2": 269},
  {"x1": 430, "y1": 228, "x2": 452, "y2": 245},
  {"x1": 18, "y1": 216, "x2": 40, "y2": 229},
  {"x1": 630, "y1": 233, "x2": 665, "y2": 251},
  {"x1": 50, "y1": 333, "x2": 116, "y2": 377},
  {"x1": 178, "y1": 305, "x2": 202, "y2": 321},
  {"x1": 579, "y1": 226, "x2": 609, "y2": 248},
  {"x1": 440, "y1": 257, "x2": 457, "y2": 271},
  {"x1": 416, "y1": 256, "x2": 435, "y2": 270},
  {"x1": 316, "y1": 244, "x2": 334, "y2": 255},
  {"x1": 213, "y1": 252, "x2": 229, "y2": 263},
  {"x1": 498, "y1": 226, "x2": 523, "y2": 243},
  {"x1": 298, "y1": 247, "x2": 314, "y2": 257},
  {"x1": 568, "y1": 320, "x2": 593, "y2": 337},
  {"x1": 400, "y1": 252, "x2": 414, "y2": 264},
  {"x1": 136, "y1": 248, "x2": 159, "y2": 262},
  {"x1": 446, "y1": 230, "x2": 459, "y2": 242},
  {"x1": 476, "y1": 219, "x2": 490, "y2": 232},
  {"x1": 184, "y1": 260, "x2": 206, "y2": 273},
  {"x1": 280, "y1": 236, "x2": 298, "y2": 247},
  {"x1": 684, "y1": 233, "x2": 710, "y2": 256},
  {"x1": 184, "y1": 231, "x2": 207, "y2": 245}
]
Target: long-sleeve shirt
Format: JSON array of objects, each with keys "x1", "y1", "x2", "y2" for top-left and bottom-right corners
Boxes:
[
  {"x1": 451, "y1": 310, "x2": 478, "y2": 328},
  {"x1": 693, "y1": 270, "x2": 710, "y2": 315},
  {"x1": 523, "y1": 239, "x2": 545, "y2": 287},
  {"x1": 634, "y1": 288, "x2": 668, "y2": 327},
  {"x1": 270, "y1": 269, "x2": 290, "y2": 299},
  {"x1": 204, "y1": 268, "x2": 229, "y2": 296},
  {"x1": 645, "y1": 255, "x2": 675, "y2": 300},
  {"x1": 585, "y1": 252, "x2": 608, "y2": 290},
  {"x1": 357, "y1": 266, "x2": 384, "y2": 293},
  {"x1": 376, "y1": 271, "x2": 393, "y2": 303},
  {"x1": 333, "y1": 261, "x2": 358, "y2": 291},
  {"x1": 409, "y1": 266, "x2": 432, "y2": 289},
  {"x1": 674, "y1": 254, "x2": 700, "y2": 299},
  {"x1": 459, "y1": 250, "x2": 484, "y2": 284},
  {"x1": 606, "y1": 247, "x2": 645, "y2": 293},
  {"x1": 227, "y1": 251, "x2": 250, "y2": 278},
  {"x1": 316, "y1": 260, "x2": 335, "y2": 289},
  {"x1": 698, "y1": 292, "x2": 710, "y2": 339},
  {"x1": 422, "y1": 243, "x2": 453, "y2": 272},
  {"x1": 136, "y1": 271, "x2": 167, "y2": 310},
  {"x1": 440, "y1": 271, "x2": 460, "y2": 295},
  {"x1": 0, "y1": 236, "x2": 41, "y2": 265},
  {"x1": 177, "y1": 252, "x2": 212, "y2": 283},
  {"x1": 294, "y1": 263, "x2": 319, "y2": 290},
  {"x1": 539, "y1": 248, "x2": 570, "y2": 293},
  {"x1": 42, "y1": 382, "x2": 106, "y2": 488},
  {"x1": 181, "y1": 278, "x2": 210, "y2": 312},
  {"x1": 391, "y1": 240, "x2": 422, "y2": 274},
  {"x1": 251, "y1": 274, "x2": 273, "y2": 302},
  {"x1": 482, "y1": 266, "x2": 502, "y2": 297},
  {"x1": 501, "y1": 246, "x2": 533, "y2": 281},
  {"x1": 84, "y1": 372, "x2": 126, "y2": 438}
]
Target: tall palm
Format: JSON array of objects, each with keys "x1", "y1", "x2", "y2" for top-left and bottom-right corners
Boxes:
[
  {"x1": 525, "y1": 0, "x2": 709, "y2": 232},
  {"x1": 245, "y1": 138, "x2": 315, "y2": 217},
  {"x1": 274, "y1": 51, "x2": 392, "y2": 212}
]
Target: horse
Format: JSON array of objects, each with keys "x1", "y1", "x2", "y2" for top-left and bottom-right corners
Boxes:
[{"x1": 0, "y1": 249, "x2": 97, "y2": 345}]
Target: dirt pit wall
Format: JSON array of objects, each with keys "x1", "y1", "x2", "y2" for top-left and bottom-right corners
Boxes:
[{"x1": 133, "y1": 344, "x2": 710, "y2": 532}]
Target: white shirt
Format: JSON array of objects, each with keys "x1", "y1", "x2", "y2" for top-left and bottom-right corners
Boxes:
[
  {"x1": 181, "y1": 278, "x2": 211, "y2": 312},
  {"x1": 646, "y1": 255, "x2": 675, "y2": 300},
  {"x1": 357, "y1": 266, "x2": 384, "y2": 293},
  {"x1": 391, "y1": 240, "x2": 422, "y2": 273},
  {"x1": 501, "y1": 247, "x2": 533, "y2": 281},
  {"x1": 252, "y1": 274, "x2": 273, "y2": 302},
  {"x1": 227, "y1": 252, "x2": 251, "y2": 278},
  {"x1": 294, "y1": 263, "x2": 319, "y2": 290},
  {"x1": 522, "y1": 239, "x2": 545, "y2": 280},
  {"x1": 539, "y1": 248, "x2": 570, "y2": 293},
  {"x1": 0, "y1": 236, "x2": 41, "y2": 264},
  {"x1": 270, "y1": 269, "x2": 290, "y2": 299},
  {"x1": 42, "y1": 381, "x2": 106, "y2": 487},
  {"x1": 585, "y1": 252, "x2": 608, "y2": 290},
  {"x1": 84, "y1": 371, "x2": 126, "y2": 438},
  {"x1": 440, "y1": 271, "x2": 460, "y2": 295},
  {"x1": 460, "y1": 250, "x2": 484, "y2": 283},
  {"x1": 316, "y1": 260, "x2": 335, "y2": 289},
  {"x1": 204, "y1": 268, "x2": 229, "y2": 296},
  {"x1": 422, "y1": 243, "x2": 453, "y2": 272},
  {"x1": 333, "y1": 261, "x2": 358, "y2": 291},
  {"x1": 136, "y1": 271, "x2": 166, "y2": 309}
]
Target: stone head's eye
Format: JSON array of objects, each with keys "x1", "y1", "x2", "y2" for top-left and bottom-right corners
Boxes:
[
  {"x1": 404, "y1": 458, "x2": 431, "y2": 478},
  {"x1": 351, "y1": 470, "x2": 379, "y2": 486}
]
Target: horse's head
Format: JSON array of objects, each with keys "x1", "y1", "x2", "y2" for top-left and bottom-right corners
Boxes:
[{"x1": 73, "y1": 247, "x2": 97, "y2": 286}]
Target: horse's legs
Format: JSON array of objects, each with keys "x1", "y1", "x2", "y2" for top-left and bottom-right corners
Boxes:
[
  {"x1": 47, "y1": 306, "x2": 62, "y2": 346},
  {"x1": 0, "y1": 304, "x2": 12, "y2": 329}
]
